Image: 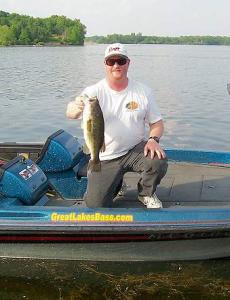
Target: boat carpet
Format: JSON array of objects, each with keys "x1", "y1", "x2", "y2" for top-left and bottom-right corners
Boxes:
[{"x1": 45, "y1": 162, "x2": 230, "y2": 208}]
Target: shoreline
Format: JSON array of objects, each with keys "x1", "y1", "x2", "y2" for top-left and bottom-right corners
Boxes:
[
  {"x1": 1, "y1": 43, "x2": 230, "y2": 47},
  {"x1": 0, "y1": 44, "x2": 85, "y2": 47}
]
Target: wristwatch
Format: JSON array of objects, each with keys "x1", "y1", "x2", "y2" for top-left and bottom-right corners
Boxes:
[{"x1": 148, "y1": 136, "x2": 160, "y2": 143}]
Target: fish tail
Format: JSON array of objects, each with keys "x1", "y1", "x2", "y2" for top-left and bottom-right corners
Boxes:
[{"x1": 88, "y1": 159, "x2": 101, "y2": 172}]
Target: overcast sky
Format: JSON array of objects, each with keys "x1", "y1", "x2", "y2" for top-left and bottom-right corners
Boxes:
[{"x1": 1, "y1": 0, "x2": 229, "y2": 36}]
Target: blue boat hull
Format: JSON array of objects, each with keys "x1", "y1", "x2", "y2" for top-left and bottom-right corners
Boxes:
[
  {"x1": 0, "y1": 205, "x2": 229, "y2": 261},
  {"x1": 0, "y1": 130, "x2": 230, "y2": 261}
]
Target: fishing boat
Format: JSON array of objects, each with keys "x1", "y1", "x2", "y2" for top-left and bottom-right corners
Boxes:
[{"x1": 0, "y1": 129, "x2": 230, "y2": 262}]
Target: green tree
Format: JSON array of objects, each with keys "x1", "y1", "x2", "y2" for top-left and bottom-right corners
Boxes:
[
  {"x1": 0, "y1": 25, "x2": 15, "y2": 45},
  {"x1": 0, "y1": 11, "x2": 86, "y2": 45},
  {"x1": 18, "y1": 28, "x2": 30, "y2": 44}
]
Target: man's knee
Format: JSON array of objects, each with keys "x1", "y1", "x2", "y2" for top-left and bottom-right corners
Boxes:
[
  {"x1": 158, "y1": 158, "x2": 168, "y2": 178},
  {"x1": 145, "y1": 156, "x2": 168, "y2": 176}
]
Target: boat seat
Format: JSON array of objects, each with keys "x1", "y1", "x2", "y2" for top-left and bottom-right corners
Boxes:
[
  {"x1": 36, "y1": 129, "x2": 84, "y2": 172},
  {"x1": 0, "y1": 156, "x2": 49, "y2": 206},
  {"x1": 36, "y1": 129, "x2": 88, "y2": 200}
]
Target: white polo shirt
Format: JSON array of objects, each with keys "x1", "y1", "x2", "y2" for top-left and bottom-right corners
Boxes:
[{"x1": 82, "y1": 78, "x2": 162, "y2": 161}]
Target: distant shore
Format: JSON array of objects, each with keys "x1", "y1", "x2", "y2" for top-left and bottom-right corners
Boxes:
[
  {"x1": 85, "y1": 34, "x2": 230, "y2": 46},
  {"x1": 2, "y1": 41, "x2": 230, "y2": 47},
  {"x1": 0, "y1": 43, "x2": 85, "y2": 47}
]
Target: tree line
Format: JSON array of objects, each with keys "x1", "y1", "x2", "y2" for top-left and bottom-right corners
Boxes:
[
  {"x1": 1, "y1": 10, "x2": 229, "y2": 47},
  {"x1": 0, "y1": 11, "x2": 86, "y2": 46},
  {"x1": 86, "y1": 33, "x2": 230, "y2": 45}
]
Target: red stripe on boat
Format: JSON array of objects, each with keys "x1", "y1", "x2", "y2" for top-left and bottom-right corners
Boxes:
[{"x1": 0, "y1": 235, "x2": 150, "y2": 242}]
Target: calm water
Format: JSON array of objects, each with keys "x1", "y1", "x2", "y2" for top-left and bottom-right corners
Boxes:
[
  {"x1": 0, "y1": 44, "x2": 230, "y2": 150},
  {"x1": 1, "y1": 258, "x2": 230, "y2": 299},
  {"x1": 1, "y1": 44, "x2": 230, "y2": 299}
]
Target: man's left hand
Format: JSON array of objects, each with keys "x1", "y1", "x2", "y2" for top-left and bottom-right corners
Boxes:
[{"x1": 144, "y1": 139, "x2": 166, "y2": 159}]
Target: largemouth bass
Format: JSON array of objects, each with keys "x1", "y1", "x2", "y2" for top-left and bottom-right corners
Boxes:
[{"x1": 82, "y1": 96, "x2": 105, "y2": 172}]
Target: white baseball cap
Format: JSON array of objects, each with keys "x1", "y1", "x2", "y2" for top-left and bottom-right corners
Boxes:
[{"x1": 104, "y1": 43, "x2": 129, "y2": 60}]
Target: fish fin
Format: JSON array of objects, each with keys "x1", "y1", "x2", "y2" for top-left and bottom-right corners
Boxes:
[
  {"x1": 88, "y1": 160, "x2": 101, "y2": 172},
  {"x1": 100, "y1": 142, "x2": 106, "y2": 152},
  {"x1": 86, "y1": 119, "x2": 92, "y2": 132},
  {"x1": 83, "y1": 143, "x2": 90, "y2": 154}
]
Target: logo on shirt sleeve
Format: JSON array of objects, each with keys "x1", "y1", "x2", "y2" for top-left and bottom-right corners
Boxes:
[{"x1": 125, "y1": 101, "x2": 139, "y2": 110}]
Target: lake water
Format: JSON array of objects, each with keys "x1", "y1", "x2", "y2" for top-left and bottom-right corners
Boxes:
[
  {"x1": 1, "y1": 44, "x2": 230, "y2": 299},
  {"x1": 0, "y1": 44, "x2": 230, "y2": 150},
  {"x1": 1, "y1": 258, "x2": 230, "y2": 299}
]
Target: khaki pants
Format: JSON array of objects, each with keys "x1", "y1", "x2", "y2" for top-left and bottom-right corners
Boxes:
[{"x1": 84, "y1": 141, "x2": 168, "y2": 208}]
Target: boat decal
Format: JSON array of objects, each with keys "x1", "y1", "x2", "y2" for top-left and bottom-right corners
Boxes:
[
  {"x1": 27, "y1": 164, "x2": 39, "y2": 175},
  {"x1": 50, "y1": 212, "x2": 134, "y2": 223},
  {"x1": 19, "y1": 169, "x2": 32, "y2": 180},
  {"x1": 19, "y1": 163, "x2": 39, "y2": 180}
]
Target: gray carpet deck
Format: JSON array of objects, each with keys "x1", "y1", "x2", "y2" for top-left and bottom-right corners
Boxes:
[
  {"x1": 46, "y1": 162, "x2": 230, "y2": 208},
  {"x1": 113, "y1": 162, "x2": 230, "y2": 208}
]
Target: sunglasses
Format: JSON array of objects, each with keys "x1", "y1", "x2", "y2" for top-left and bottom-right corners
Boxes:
[{"x1": 105, "y1": 57, "x2": 128, "y2": 66}]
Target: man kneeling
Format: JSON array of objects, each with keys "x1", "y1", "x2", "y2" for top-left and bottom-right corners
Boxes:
[{"x1": 66, "y1": 43, "x2": 168, "y2": 208}]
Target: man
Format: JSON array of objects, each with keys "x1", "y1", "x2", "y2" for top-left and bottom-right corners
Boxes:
[{"x1": 66, "y1": 43, "x2": 168, "y2": 208}]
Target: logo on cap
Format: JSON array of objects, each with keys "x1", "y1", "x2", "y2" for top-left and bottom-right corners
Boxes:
[{"x1": 109, "y1": 47, "x2": 120, "y2": 53}]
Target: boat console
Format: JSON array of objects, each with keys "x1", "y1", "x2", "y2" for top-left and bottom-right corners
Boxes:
[
  {"x1": 0, "y1": 130, "x2": 89, "y2": 207},
  {"x1": 0, "y1": 156, "x2": 49, "y2": 206}
]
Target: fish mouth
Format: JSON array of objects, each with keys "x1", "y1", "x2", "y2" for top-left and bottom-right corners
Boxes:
[
  {"x1": 82, "y1": 95, "x2": 97, "y2": 104},
  {"x1": 81, "y1": 94, "x2": 90, "y2": 104}
]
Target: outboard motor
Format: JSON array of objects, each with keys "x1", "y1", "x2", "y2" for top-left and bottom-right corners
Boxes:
[
  {"x1": 36, "y1": 130, "x2": 88, "y2": 200},
  {"x1": 0, "y1": 156, "x2": 49, "y2": 207}
]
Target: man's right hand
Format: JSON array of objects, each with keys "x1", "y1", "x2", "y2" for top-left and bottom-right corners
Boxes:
[{"x1": 66, "y1": 96, "x2": 85, "y2": 119}]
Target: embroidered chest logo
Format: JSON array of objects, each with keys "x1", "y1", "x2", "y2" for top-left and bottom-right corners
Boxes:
[{"x1": 125, "y1": 101, "x2": 139, "y2": 110}]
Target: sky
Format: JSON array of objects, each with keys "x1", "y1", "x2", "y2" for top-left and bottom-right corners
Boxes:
[{"x1": 1, "y1": 0, "x2": 229, "y2": 37}]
